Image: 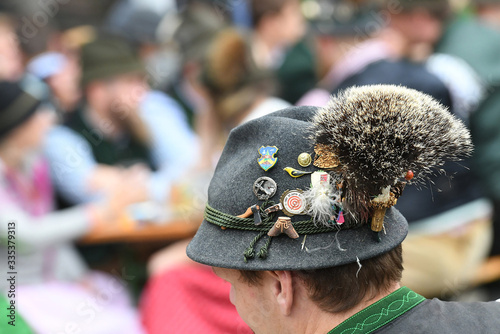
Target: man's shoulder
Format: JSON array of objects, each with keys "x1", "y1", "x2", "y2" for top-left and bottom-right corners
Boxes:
[{"x1": 378, "y1": 298, "x2": 500, "y2": 334}]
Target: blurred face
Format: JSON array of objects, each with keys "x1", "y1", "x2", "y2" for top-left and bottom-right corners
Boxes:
[
  {"x1": 98, "y1": 73, "x2": 147, "y2": 121},
  {"x1": 213, "y1": 267, "x2": 280, "y2": 334},
  {"x1": 270, "y1": 0, "x2": 306, "y2": 46},
  {"x1": 47, "y1": 55, "x2": 81, "y2": 111},
  {"x1": 108, "y1": 73, "x2": 147, "y2": 112},
  {"x1": 392, "y1": 10, "x2": 443, "y2": 46}
]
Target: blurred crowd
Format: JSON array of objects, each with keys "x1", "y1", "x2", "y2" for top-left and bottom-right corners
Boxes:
[{"x1": 0, "y1": 0, "x2": 500, "y2": 333}]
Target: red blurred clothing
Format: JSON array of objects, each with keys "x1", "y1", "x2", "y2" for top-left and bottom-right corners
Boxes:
[{"x1": 140, "y1": 264, "x2": 253, "y2": 334}]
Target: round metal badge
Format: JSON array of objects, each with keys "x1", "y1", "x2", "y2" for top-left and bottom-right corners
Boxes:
[
  {"x1": 297, "y1": 152, "x2": 312, "y2": 167},
  {"x1": 280, "y1": 189, "x2": 307, "y2": 216},
  {"x1": 253, "y1": 176, "x2": 277, "y2": 200}
]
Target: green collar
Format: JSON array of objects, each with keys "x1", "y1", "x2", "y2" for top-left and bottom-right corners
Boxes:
[{"x1": 328, "y1": 286, "x2": 425, "y2": 334}]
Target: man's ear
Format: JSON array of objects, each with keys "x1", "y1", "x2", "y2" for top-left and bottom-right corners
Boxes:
[{"x1": 267, "y1": 270, "x2": 294, "y2": 316}]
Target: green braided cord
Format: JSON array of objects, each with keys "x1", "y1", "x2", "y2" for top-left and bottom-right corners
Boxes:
[
  {"x1": 205, "y1": 204, "x2": 337, "y2": 234},
  {"x1": 257, "y1": 235, "x2": 272, "y2": 259},
  {"x1": 205, "y1": 204, "x2": 342, "y2": 262},
  {"x1": 244, "y1": 231, "x2": 266, "y2": 262}
]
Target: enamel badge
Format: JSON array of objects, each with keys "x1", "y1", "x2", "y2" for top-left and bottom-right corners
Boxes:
[
  {"x1": 280, "y1": 189, "x2": 307, "y2": 216},
  {"x1": 258, "y1": 146, "x2": 278, "y2": 171}
]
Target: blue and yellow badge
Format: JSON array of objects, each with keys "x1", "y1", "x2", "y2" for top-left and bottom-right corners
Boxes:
[{"x1": 258, "y1": 146, "x2": 278, "y2": 171}]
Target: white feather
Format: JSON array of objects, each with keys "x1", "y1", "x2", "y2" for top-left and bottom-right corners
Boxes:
[{"x1": 304, "y1": 178, "x2": 341, "y2": 226}]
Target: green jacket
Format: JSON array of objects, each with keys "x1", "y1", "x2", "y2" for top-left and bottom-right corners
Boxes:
[
  {"x1": 329, "y1": 286, "x2": 500, "y2": 333},
  {"x1": 437, "y1": 17, "x2": 500, "y2": 200}
]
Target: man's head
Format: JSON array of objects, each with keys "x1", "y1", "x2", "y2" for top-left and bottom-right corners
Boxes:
[
  {"x1": 187, "y1": 85, "x2": 472, "y2": 332},
  {"x1": 214, "y1": 244, "x2": 403, "y2": 332},
  {"x1": 80, "y1": 37, "x2": 147, "y2": 121},
  {"x1": 307, "y1": 0, "x2": 385, "y2": 79},
  {"x1": 0, "y1": 81, "x2": 54, "y2": 154}
]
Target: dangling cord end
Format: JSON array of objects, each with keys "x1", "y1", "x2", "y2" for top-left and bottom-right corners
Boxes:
[
  {"x1": 243, "y1": 247, "x2": 255, "y2": 263},
  {"x1": 257, "y1": 236, "x2": 273, "y2": 259},
  {"x1": 243, "y1": 231, "x2": 266, "y2": 262}
]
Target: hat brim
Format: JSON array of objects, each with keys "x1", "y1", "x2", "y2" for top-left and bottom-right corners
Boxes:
[
  {"x1": 81, "y1": 62, "x2": 145, "y2": 87},
  {"x1": 187, "y1": 207, "x2": 408, "y2": 271}
]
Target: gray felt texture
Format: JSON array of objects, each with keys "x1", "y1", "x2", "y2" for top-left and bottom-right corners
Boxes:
[{"x1": 187, "y1": 106, "x2": 408, "y2": 270}]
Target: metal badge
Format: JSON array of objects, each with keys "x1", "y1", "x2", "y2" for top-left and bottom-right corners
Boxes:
[
  {"x1": 267, "y1": 217, "x2": 299, "y2": 239},
  {"x1": 280, "y1": 189, "x2": 307, "y2": 216},
  {"x1": 253, "y1": 176, "x2": 277, "y2": 200},
  {"x1": 258, "y1": 146, "x2": 278, "y2": 171},
  {"x1": 264, "y1": 203, "x2": 282, "y2": 214},
  {"x1": 297, "y1": 152, "x2": 312, "y2": 167},
  {"x1": 283, "y1": 167, "x2": 312, "y2": 178}
]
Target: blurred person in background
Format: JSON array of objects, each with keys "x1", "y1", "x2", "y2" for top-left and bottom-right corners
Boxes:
[
  {"x1": 0, "y1": 81, "x2": 146, "y2": 333},
  {"x1": 44, "y1": 36, "x2": 198, "y2": 207},
  {"x1": 384, "y1": 0, "x2": 450, "y2": 61},
  {"x1": 475, "y1": 0, "x2": 500, "y2": 27},
  {"x1": 251, "y1": 0, "x2": 319, "y2": 105},
  {"x1": 231, "y1": 0, "x2": 318, "y2": 105},
  {"x1": 250, "y1": 0, "x2": 306, "y2": 69},
  {"x1": 0, "y1": 14, "x2": 23, "y2": 82},
  {"x1": 167, "y1": 0, "x2": 229, "y2": 127},
  {"x1": 297, "y1": 0, "x2": 451, "y2": 106},
  {"x1": 27, "y1": 52, "x2": 82, "y2": 115},
  {"x1": 19, "y1": 20, "x2": 94, "y2": 117},
  {"x1": 436, "y1": 0, "x2": 500, "y2": 265},
  {"x1": 42, "y1": 37, "x2": 199, "y2": 295},
  {"x1": 298, "y1": 0, "x2": 491, "y2": 299},
  {"x1": 382, "y1": 0, "x2": 495, "y2": 298},
  {"x1": 103, "y1": 0, "x2": 179, "y2": 91},
  {"x1": 101, "y1": 0, "x2": 201, "y2": 192},
  {"x1": 140, "y1": 27, "x2": 294, "y2": 334},
  {"x1": 0, "y1": 11, "x2": 56, "y2": 132}
]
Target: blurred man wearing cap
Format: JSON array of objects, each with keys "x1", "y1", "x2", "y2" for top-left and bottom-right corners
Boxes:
[
  {"x1": 297, "y1": 0, "x2": 452, "y2": 107},
  {"x1": 298, "y1": 0, "x2": 491, "y2": 298},
  {"x1": 187, "y1": 85, "x2": 500, "y2": 333},
  {"x1": 437, "y1": 0, "x2": 500, "y2": 262},
  {"x1": 44, "y1": 36, "x2": 198, "y2": 206}
]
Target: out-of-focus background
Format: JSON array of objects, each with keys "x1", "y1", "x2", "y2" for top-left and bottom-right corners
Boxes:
[{"x1": 0, "y1": 0, "x2": 500, "y2": 333}]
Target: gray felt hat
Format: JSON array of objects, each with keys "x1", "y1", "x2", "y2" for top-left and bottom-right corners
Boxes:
[{"x1": 187, "y1": 85, "x2": 472, "y2": 270}]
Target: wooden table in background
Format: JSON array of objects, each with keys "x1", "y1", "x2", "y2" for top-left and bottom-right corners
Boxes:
[{"x1": 79, "y1": 216, "x2": 202, "y2": 244}]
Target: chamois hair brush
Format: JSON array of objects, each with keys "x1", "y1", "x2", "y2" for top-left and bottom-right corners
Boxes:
[{"x1": 310, "y1": 85, "x2": 473, "y2": 228}]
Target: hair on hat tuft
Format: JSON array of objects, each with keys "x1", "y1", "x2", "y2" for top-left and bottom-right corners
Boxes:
[{"x1": 310, "y1": 84, "x2": 473, "y2": 225}]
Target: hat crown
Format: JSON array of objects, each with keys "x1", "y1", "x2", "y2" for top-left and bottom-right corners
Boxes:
[
  {"x1": 208, "y1": 108, "x2": 315, "y2": 218},
  {"x1": 0, "y1": 81, "x2": 40, "y2": 140},
  {"x1": 80, "y1": 37, "x2": 143, "y2": 86}
]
